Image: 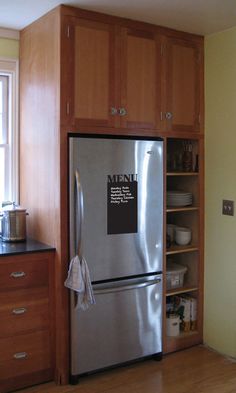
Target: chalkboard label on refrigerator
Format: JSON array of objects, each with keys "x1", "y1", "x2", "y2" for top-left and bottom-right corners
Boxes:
[{"x1": 107, "y1": 174, "x2": 138, "y2": 234}]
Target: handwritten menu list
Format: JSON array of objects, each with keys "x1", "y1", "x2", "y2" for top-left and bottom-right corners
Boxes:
[{"x1": 107, "y1": 174, "x2": 138, "y2": 234}]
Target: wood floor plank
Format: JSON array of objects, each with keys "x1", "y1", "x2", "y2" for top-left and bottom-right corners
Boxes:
[{"x1": 17, "y1": 346, "x2": 236, "y2": 393}]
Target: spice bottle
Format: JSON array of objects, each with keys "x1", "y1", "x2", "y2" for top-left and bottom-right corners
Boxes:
[{"x1": 182, "y1": 141, "x2": 193, "y2": 172}]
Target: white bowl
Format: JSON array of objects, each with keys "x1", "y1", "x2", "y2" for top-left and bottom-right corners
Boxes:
[{"x1": 175, "y1": 226, "x2": 191, "y2": 246}]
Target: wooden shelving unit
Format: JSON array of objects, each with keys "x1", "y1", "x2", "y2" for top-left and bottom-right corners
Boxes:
[{"x1": 164, "y1": 137, "x2": 204, "y2": 354}]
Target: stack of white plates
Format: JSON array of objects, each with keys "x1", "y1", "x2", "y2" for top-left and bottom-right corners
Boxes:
[{"x1": 167, "y1": 191, "x2": 193, "y2": 207}]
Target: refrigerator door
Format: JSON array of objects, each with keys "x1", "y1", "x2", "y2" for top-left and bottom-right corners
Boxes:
[
  {"x1": 70, "y1": 274, "x2": 162, "y2": 376},
  {"x1": 69, "y1": 136, "x2": 163, "y2": 281}
]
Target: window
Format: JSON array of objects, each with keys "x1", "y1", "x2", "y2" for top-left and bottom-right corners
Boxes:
[{"x1": 0, "y1": 59, "x2": 18, "y2": 205}]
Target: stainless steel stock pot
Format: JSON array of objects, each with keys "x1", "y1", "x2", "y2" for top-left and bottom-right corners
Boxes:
[{"x1": 0, "y1": 203, "x2": 28, "y2": 242}]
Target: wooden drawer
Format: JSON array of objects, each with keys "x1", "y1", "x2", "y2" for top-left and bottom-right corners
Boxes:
[
  {"x1": 0, "y1": 330, "x2": 52, "y2": 380},
  {"x1": 0, "y1": 254, "x2": 49, "y2": 291},
  {"x1": 0, "y1": 287, "x2": 50, "y2": 338}
]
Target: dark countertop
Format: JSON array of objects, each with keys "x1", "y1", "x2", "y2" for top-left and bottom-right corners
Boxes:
[{"x1": 0, "y1": 238, "x2": 55, "y2": 256}]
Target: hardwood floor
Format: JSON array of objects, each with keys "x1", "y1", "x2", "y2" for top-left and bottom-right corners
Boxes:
[{"x1": 18, "y1": 346, "x2": 236, "y2": 393}]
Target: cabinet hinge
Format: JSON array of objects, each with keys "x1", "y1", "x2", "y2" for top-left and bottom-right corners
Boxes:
[
  {"x1": 66, "y1": 102, "x2": 70, "y2": 115},
  {"x1": 161, "y1": 44, "x2": 164, "y2": 56},
  {"x1": 67, "y1": 26, "x2": 70, "y2": 38}
]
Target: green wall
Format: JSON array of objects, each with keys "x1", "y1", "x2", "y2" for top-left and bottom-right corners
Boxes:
[
  {"x1": 0, "y1": 37, "x2": 19, "y2": 58},
  {"x1": 205, "y1": 27, "x2": 236, "y2": 356}
]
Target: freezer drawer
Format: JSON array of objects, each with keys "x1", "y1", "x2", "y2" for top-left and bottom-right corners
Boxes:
[{"x1": 70, "y1": 274, "x2": 162, "y2": 376}]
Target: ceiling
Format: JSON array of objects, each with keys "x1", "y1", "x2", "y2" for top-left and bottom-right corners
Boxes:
[{"x1": 0, "y1": 0, "x2": 236, "y2": 36}]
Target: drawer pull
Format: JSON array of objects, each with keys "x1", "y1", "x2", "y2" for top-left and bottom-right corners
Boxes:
[
  {"x1": 10, "y1": 271, "x2": 26, "y2": 279},
  {"x1": 13, "y1": 352, "x2": 28, "y2": 360},
  {"x1": 12, "y1": 307, "x2": 27, "y2": 315}
]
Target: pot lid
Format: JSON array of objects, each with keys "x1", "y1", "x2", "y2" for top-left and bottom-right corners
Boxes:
[{"x1": 1, "y1": 202, "x2": 27, "y2": 213}]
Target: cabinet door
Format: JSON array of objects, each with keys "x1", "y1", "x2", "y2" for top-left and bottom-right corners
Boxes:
[
  {"x1": 164, "y1": 37, "x2": 202, "y2": 133},
  {"x1": 67, "y1": 18, "x2": 117, "y2": 128},
  {"x1": 120, "y1": 28, "x2": 161, "y2": 131},
  {"x1": 61, "y1": 17, "x2": 119, "y2": 128}
]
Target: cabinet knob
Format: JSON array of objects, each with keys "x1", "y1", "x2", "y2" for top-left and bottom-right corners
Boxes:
[
  {"x1": 165, "y1": 112, "x2": 173, "y2": 120},
  {"x1": 10, "y1": 271, "x2": 26, "y2": 278},
  {"x1": 110, "y1": 107, "x2": 118, "y2": 116},
  {"x1": 13, "y1": 352, "x2": 28, "y2": 360},
  {"x1": 12, "y1": 307, "x2": 27, "y2": 315},
  {"x1": 118, "y1": 107, "x2": 127, "y2": 116}
]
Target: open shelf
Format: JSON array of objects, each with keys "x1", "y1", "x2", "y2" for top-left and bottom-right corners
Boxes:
[
  {"x1": 167, "y1": 172, "x2": 199, "y2": 176},
  {"x1": 166, "y1": 286, "x2": 198, "y2": 297},
  {"x1": 167, "y1": 329, "x2": 199, "y2": 339},
  {"x1": 166, "y1": 206, "x2": 199, "y2": 213},
  {"x1": 166, "y1": 244, "x2": 199, "y2": 255}
]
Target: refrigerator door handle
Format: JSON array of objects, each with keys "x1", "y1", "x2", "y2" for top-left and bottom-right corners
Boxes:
[
  {"x1": 75, "y1": 169, "x2": 84, "y2": 256},
  {"x1": 93, "y1": 278, "x2": 161, "y2": 295}
]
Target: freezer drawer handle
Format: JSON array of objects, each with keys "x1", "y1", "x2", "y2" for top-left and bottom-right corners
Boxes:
[{"x1": 93, "y1": 278, "x2": 161, "y2": 295}]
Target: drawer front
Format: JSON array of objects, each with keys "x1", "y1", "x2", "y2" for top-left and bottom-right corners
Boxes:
[
  {"x1": 0, "y1": 287, "x2": 50, "y2": 338},
  {"x1": 0, "y1": 257, "x2": 48, "y2": 290},
  {"x1": 0, "y1": 330, "x2": 52, "y2": 380}
]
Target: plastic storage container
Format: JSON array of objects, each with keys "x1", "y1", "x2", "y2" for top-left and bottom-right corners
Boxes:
[
  {"x1": 166, "y1": 313, "x2": 180, "y2": 336},
  {"x1": 166, "y1": 261, "x2": 187, "y2": 290}
]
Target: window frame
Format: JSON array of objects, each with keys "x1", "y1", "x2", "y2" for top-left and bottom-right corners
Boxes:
[
  {"x1": 0, "y1": 58, "x2": 19, "y2": 205},
  {"x1": 0, "y1": 74, "x2": 8, "y2": 144}
]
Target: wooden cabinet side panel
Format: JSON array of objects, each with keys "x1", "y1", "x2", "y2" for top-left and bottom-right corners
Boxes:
[
  {"x1": 61, "y1": 17, "x2": 75, "y2": 126},
  {"x1": 20, "y1": 9, "x2": 61, "y2": 247},
  {"x1": 197, "y1": 137, "x2": 204, "y2": 339}
]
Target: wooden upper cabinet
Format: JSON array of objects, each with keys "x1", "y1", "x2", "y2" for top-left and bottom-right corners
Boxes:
[
  {"x1": 163, "y1": 37, "x2": 203, "y2": 133},
  {"x1": 61, "y1": 11, "x2": 203, "y2": 134},
  {"x1": 120, "y1": 28, "x2": 161, "y2": 130},
  {"x1": 61, "y1": 16, "x2": 162, "y2": 131},
  {"x1": 63, "y1": 17, "x2": 116, "y2": 128}
]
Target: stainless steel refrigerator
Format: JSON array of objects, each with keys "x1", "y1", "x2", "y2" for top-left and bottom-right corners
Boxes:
[{"x1": 69, "y1": 134, "x2": 163, "y2": 382}]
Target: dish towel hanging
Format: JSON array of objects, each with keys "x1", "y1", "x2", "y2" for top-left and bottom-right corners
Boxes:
[{"x1": 64, "y1": 255, "x2": 95, "y2": 310}]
